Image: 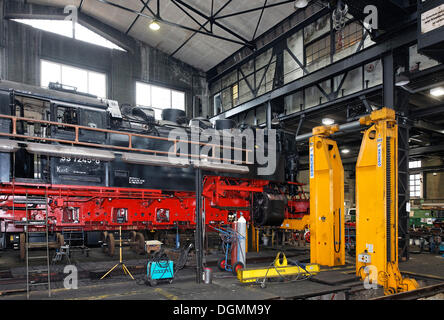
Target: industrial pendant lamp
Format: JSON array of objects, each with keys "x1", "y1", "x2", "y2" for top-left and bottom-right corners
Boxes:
[
  {"x1": 295, "y1": 0, "x2": 309, "y2": 8},
  {"x1": 149, "y1": 19, "x2": 160, "y2": 31},
  {"x1": 430, "y1": 87, "x2": 444, "y2": 97},
  {"x1": 322, "y1": 118, "x2": 335, "y2": 126},
  {"x1": 395, "y1": 73, "x2": 410, "y2": 87}
]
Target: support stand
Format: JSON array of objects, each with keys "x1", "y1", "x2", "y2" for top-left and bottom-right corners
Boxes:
[
  {"x1": 101, "y1": 226, "x2": 135, "y2": 280},
  {"x1": 195, "y1": 168, "x2": 204, "y2": 284}
]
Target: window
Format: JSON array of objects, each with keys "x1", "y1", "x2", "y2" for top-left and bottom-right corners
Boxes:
[
  {"x1": 335, "y1": 22, "x2": 363, "y2": 52},
  {"x1": 136, "y1": 82, "x2": 185, "y2": 120},
  {"x1": 41, "y1": 60, "x2": 107, "y2": 98},
  {"x1": 409, "y1": 161, "x2": 422, "y2": 198},
  {"x1": 136, "y1": 82, "x2": 151, "y2": 107},
  {"x1": 172, "y1": 91, "x2": 185, "y2": 110},
  {"x1": 409, "y1": 160, "x2": 421, "y2": 169},
  {"x1": 306, "y1": 35, "x2": 331, "y2": 65},
  {"x1": 232, "y1": 84, "x2": 239, "y2": 104},
  {"x1": 13, "y1": 19, "x2": 125, "y2": 51}
]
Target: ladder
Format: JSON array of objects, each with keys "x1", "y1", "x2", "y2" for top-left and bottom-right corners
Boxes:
[
  {"x1": 62, "y1": 227, "x2": 89, "y2": 256},
  {"x1": 63, "y1": 228, "x2": 84, "y2": 247},
  {"x1": 24, "y1": 190, "x2": 51, "y2": 299}
]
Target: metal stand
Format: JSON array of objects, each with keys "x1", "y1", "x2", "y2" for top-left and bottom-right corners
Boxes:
[
  {"x1": 100, "y1": 226, "x2": 134, "y2": 280},
  {"x1": 195, "y1": 168, "x2": 204, "y2": 284}
]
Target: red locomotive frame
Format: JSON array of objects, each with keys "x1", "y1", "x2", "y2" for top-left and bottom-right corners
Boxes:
[{"x1": 0, "y1": 177, "x2": 309, "y2": 233}]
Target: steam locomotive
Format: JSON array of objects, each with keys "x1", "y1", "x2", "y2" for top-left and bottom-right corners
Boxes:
[{"x1": 0, "y1": 80, "x2": 308, "y2": 257}]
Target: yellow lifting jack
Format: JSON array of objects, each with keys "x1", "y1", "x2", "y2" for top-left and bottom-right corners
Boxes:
[
  {"x1": 304, "y1": 108, "x2": 418, "y2": 295},
  {"x1": 355, "y1": 108, "x2": 418, "y2": 295},
  {"x1": 237, "y1": 252, "x2": 320, "y2": 287},
  {"x1": 309, "y1": 125, "x2": 345, "y2": 267}
]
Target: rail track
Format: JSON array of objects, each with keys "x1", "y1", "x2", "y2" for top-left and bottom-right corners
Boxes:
[{"x1": 370, "y1": 282, "x2": 444, "y2": 300}]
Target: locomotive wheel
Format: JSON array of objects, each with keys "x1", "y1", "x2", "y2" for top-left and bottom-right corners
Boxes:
[
  {"x1": 135, "y1": 232, "x2": 145, "y2": 255},
  {"x1": 56, "y1": 233, "x2": 65, "y2": 248},
  {"x1": 217, "y1": 258, "x2": 226, "y2": 271},
  {"x1": 386, "y1": 287, "x2": 396, "y2": 295},
  {"x1": 232, "y1": 261, "x2": 244, "y2": 276},
  {"x1": 149, "y1": 279, "x2": 158, "y2": 287},
  {"x1": 130, "y1": 231, "x2": 137, "y2": 252},
  {"x1": 19, "y1": 233, "x2": 26, "y2": 261},
  {"x1": 101, "y1": 232, "x2": 108, "y2": 253},
  {"x1": 107, "y1": 233, "x2": 115, "y2": 257}
]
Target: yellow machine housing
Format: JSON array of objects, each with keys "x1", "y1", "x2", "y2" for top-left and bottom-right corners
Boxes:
[
  {"x1": 237, "y1": 252, "x2": 320, "y2": 283},
  {"x1": 356, "y1": 108, "x2": 418, "y2": 295},
  {"x1": 309, "y1": 126, "x2": 345, "y2": 267},
  {"x1": 280, "y1": 216, "x2": 310, "y2": 232}
]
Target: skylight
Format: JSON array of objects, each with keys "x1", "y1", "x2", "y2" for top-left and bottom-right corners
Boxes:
[{"x1": 12, "y1": 19, "x2": 126, "y2": 52}]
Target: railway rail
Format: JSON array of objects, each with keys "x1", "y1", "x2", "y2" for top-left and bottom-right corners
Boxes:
[{"x1": 370, "y1": 282, "x2": 444, "y2": 300}]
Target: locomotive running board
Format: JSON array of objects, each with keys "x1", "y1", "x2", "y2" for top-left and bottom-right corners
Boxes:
[
  {"x1": 193, "y1": 160, "x2": 249, "y2": 174},
  {"x1": 0, "y1": 139, "x2": 19, "y2": 153},
  {"x1": 121, "y1": 152, "x2": 190, "y2": 168},
  {"x1": 26, "y1": 142, "x2": 115, "y2": 161}
]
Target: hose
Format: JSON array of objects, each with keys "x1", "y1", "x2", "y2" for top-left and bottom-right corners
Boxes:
[
  {"x1": 333, "y1": 209, "x2": 342, "y2": 254},
  {"x1": 258, "y1": 252, "x2": 313, "y2": 288}
]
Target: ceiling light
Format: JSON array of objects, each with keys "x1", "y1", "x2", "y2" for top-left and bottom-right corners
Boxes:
[
  {"x1": 322, "y1": 118, "x2": 335, "y2": 126},
  {"x1": 149, "y1": 20, "x2": 160, "y2": 31},
  {"x1": 430, "y1": 87, "x2": 444, "y2": 97},
  {"x1": 395, "y1": 73, "x2": 410, "y2": 87},
  {"x1": 295, "y1": 0, "x2": 309, "y2": 8},
  {"x1": 341, "y1": 149, "x2": 350, "y2": 154}
]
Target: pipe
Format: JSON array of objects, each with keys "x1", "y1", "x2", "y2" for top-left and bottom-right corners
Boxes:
[{"x1": 295, "y1": 119, "x2": 362, "y2": 142}]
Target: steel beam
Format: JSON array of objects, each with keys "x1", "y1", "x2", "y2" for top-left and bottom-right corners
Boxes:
[
  {"x1": 171, "y1": 0, "x2": 211, "y2": 33},
  {"x1": 170, "y1": 0, "x2": 232, "y2": 57},
  {"x1": 126, "y1": 0, "x2": 152, "y2": 35},
  {"x1": 281, "y1": 86, "x2": 382, "y2": 123},
  {"x1": 79, "y1": 0, "x2": 85, "y2": 12},
  {"x1": 410, "y1": 144, "x2": 444, "y2": 156},
  {"x1": 413, "y1": 120, "x2": 444, "y2": 135},
  {"x1": 173, "y1": 0, "x2": 251, "y2": 46},
  {"x1": 395, "y1": 74, "x2": 411, "y2": 261},
  {"x1": 215, "y1": 0, "x2": 296, "y2": 20},
  {"x1": 252, "y1": 0, "x2": 268, "y2": 41},
  {"x1": 383, "y1": 53, "x2": 395, "y2": 109},
  {"x1": 398, "y1": 119, "x2": 410, "y2": 261},
  {"x1": 210, "y1": 24, "x2": 416, "y2": 121},
  {"x1": 95, "y1": 0, "x2": 248, "y2": 46},
  {"x1": 284, "y1": 45, "x2": 330, "y2": 101},
  {"x1": 410, "y1": 103, "x2": 444, "y2": 119},
  {"x1": 207, "y1": 6, "x2": 330, "y2": 83},
  {"x1": 255, "y1": 48, "x2": 276, "y2": 96},
  {"x1": 409, "y1": 165, "x2": 444, "y2": 174},
  {"x1": 238, "y1": 68, "x2": 255, "y2": 97}
]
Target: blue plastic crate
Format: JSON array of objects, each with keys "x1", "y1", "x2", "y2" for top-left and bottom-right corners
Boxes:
[{"x1": 147, "y1": 261, "x2": 174, "y2": 280}]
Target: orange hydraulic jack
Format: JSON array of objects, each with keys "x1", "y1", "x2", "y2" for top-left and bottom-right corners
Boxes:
[
  {"x1": 309, "y1": 125, "x2": 345, "y2": 267},
  {"x1": 355, "y1": 108, "x2": 418, "y2": 295}
]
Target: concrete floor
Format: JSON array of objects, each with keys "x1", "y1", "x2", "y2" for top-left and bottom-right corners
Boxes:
[
  {"x1": 0, "y1": 246, "x2": 442, "y2": 300},
  {"x1": 399, "y1": 253, "x2": 444, "y2": 278}
]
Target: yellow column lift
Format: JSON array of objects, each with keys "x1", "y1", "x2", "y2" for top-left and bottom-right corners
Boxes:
[
  {"x1": 309, "y1": 125, "x2": 345, "y2": 267},
  {"x1": 241, "y1": 108, "x2": 418, "y2": 295},
  {"x1": 355, "y1": 108, "x2": 418, "y2": 295}
]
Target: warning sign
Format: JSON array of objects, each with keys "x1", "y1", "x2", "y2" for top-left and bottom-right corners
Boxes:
[{"x1": 421, "y1": 4, "x2": 444, "y2": 34}]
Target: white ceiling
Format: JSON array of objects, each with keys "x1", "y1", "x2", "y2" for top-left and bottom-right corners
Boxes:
[{"x1": 27, "y1": 0, "x2": 299, "y2": 71}]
